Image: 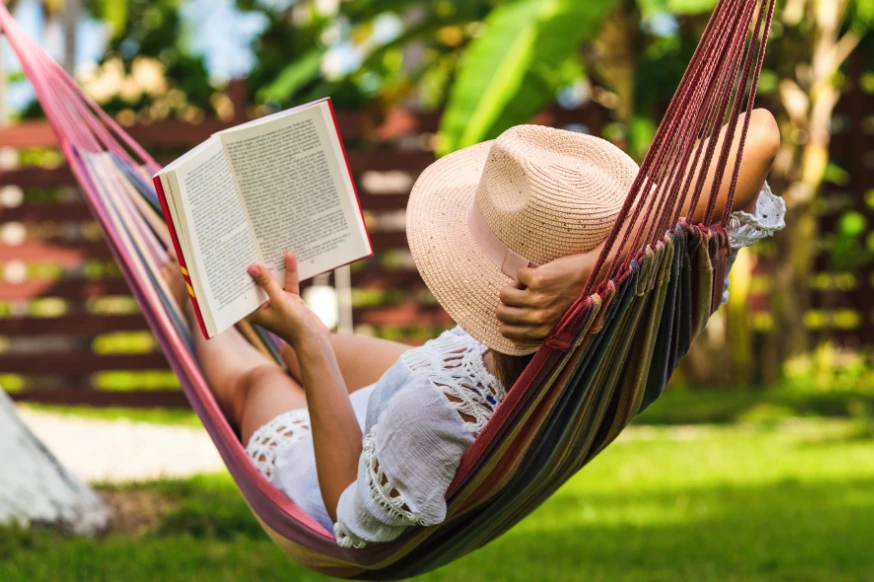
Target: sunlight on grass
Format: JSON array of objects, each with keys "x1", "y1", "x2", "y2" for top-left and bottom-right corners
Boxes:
[{"x1": 2, "y1": 418, "x2": 872, "y2": 581}]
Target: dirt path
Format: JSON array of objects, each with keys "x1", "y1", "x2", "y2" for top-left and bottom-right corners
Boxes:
[{"x1": 18, "y1": 408, "x2": 226, "y2": 484}]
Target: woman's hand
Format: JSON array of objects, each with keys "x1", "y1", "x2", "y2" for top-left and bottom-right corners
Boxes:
[
  {"x1": 246, "y1": 252, "x2": 328, "y2": 346},
  {"x1": 497, "y1": 246, "x2": 602, "y2": 343}
]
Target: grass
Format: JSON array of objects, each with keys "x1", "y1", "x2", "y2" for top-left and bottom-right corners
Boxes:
[
  {"x1": 2, "y1": 417, "x2": 873, "y2": 581},
  {"x1": 19, "y1": 404, "x2": 202, "y2": 427},
  {"x1": 635, "y1": 387, "x2": 874, "y2": 426}
]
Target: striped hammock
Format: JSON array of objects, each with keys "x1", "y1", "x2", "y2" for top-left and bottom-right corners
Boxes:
[{"x1": 0, "y1": 0, "x2": 775, "y2": 578}]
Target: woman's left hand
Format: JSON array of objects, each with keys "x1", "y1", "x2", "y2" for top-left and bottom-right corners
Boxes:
[
  {"x1": 496, "y1": 247, "x2": 602, "y2": 343},
  {"x1": 246, "y1": 252, "x2": 328, "y2": 346}
]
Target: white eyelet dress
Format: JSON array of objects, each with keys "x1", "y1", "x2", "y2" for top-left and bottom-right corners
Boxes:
[
  {"x1": 245, "y1": 182, "x2": 786, "y2": 549},
  {"x1": 246, "y1": 326, "x2": 504, "y2": 548}
]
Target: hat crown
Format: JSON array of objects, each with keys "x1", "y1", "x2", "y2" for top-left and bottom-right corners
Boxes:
[{"x1": 474, "y1": 125, "x2": 638, "y2": 265}]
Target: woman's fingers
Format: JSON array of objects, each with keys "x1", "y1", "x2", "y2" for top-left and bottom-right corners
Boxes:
[
  {"x1": 499, "y1": 323, "x2": 551, "y2": 342},
  {"x1": 515, "y1": 267, "x2": 541, "y2": 289},
  {"x1": 496, "y1": 303, "x2": 548, "y2": 326},
  {"x1": 498, "y1": 281, "x2": 529, "y2": 307},
  {"x1": 248, "y1": 264, "x2": 282, "y2": 302},
  {"x1": 284, "y1": 252, "x2": 300, "y2": 295}
]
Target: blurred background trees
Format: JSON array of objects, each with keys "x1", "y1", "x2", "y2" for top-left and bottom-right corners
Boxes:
[{"x1": 7, "y1": 0, "x2": 874, "y2": 390}]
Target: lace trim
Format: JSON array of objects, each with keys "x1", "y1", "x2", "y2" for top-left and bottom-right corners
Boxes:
[
  {"x1": 727, "y1": 181, "x2": 786, "y2": 249},
  {"x1": 721, "y1": 182, "x2": 786, "y2": 304},
  {"x1": 334, "y1": 425, "x2": 428, "y2": 550},
  {"x1": 245, "y1": 409, "x2": 311, "y2": 482},
  {"x1": 340, "y1": 328, "x2": 505, "y2": 545},
  {"x1": 335, "y1": 525, "x2": 367, "y2": 549},
  {"x1": 400, "y1": 328, "x2": 505, "y2": 435}
]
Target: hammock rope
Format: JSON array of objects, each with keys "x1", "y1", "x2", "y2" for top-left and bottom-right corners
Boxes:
[{"x1": 1, "y1": 0, "x2": 775, "y2": 578}]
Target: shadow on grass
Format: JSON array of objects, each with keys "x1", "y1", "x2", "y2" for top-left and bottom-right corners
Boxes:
[
  {"x1": 427, "y1": 477, "x2": 874, "y2": 582},
  {"x1": 636, "y1": 389, "x2": 874, "y2": 427},
  {"x1": 2, "y1": 474, "x2": 873, "y2": 582}
]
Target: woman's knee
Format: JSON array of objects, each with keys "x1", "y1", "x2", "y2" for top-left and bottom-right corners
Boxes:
[{"x1": 228, "y1": 365, "x2": 302, "y2": 427}]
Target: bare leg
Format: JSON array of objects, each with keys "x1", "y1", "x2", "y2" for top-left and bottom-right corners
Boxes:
[
  {"x1": 161, "y1": 259, "x2": 306, "y2": 445},
  {"x1": 279, "y1": 334, "x2": 412, "y2": 394}
]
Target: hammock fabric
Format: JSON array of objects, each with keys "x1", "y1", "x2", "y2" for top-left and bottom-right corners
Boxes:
[{"x1": 1, "y1": 0, "x2": 775, "y2": 578}]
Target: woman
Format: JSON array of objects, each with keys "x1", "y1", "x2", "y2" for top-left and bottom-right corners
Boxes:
[{"x1": 161, "y1": 110, "x2": 784, "y2": 548}]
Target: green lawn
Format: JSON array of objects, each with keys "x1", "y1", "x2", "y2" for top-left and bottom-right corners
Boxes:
[{"x1": 3, "y1": 416, "x2": 873, "y2": 581}]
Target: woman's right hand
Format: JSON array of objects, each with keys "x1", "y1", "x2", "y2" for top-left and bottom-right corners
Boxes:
[
  {"x1": 246, "y1": 252, "x2": 328, "y2": 347},
  {"x1": 496, "y1": 245, "x2": 603, "y2": 343}
]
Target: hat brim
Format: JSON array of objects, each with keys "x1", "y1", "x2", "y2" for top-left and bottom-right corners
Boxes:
[{"x1": 407, "y1": 141, "x2": 541, "y2": 356}]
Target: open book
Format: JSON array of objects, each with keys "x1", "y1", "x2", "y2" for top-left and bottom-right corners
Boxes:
[{"x1": 153, "y1": 98, "x2": 372, "y2": 339}]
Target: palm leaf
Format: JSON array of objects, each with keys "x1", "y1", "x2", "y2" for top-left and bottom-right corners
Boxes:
[
  {"x1": 438, "y1": 0, "x2": 618, "y2": 156},
  {"x1": 637, "y1": 0, "x2": 718, "y2": 16},
  {"x1": 257, "y1": 48, "x2": 325, "y2": 103},
  {"x1": 90, "y1": 0, "x2": 129, "y2": 38}
]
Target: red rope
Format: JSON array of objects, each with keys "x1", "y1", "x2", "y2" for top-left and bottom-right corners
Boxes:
[{"x1": 582, "y1": 0, "x2": 777, "y2": 297}]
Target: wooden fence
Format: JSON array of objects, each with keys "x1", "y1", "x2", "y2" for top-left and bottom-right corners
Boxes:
[{"x1": 0, "y1": 84, "x2": 604, "y2": 407}]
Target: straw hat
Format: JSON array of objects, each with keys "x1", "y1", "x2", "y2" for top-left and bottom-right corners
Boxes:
[{"x1": 406, "y1": 125, "x2": 639, "y2": 355}]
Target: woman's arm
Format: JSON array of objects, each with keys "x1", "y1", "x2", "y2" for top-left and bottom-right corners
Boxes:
[
  {"x1": 498, "y1": 108, "x2": 781, "y2": 343},
  {"x1": 247, "y1": 253, "x2": 361, "y2": 521}
]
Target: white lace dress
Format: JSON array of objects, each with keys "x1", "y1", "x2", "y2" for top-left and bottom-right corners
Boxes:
[
  {"x1": 245, "y1": 326, "x2": 500, "y2": 549},
  {"x1": 245, "y1": 183, "x2": 786, "y2": 549}
]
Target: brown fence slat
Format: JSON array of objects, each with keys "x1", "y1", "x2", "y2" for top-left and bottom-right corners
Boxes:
[
  {"x1": 2, "y1": 151, "x2": 435, "y2": 189},
  {"x1": 11, "y1": 388, "x2": 189, "y2": 408},
  {"x1": 347, "y1": 150, "x2": 434, "y2": 173},
  {"x1": 0, "y1": 166, "x2": 75, "y2": 188},
  {"x1": 0, "y1": 278, "x2": 129, "y2": 301},
  {"x1": 0, "y1": 240, "x2": 112, "y2": 263},
  {"x1": 359, "y1": 193, "x2": 411, "y2": 211},
  {"x1": 353, "y1": 301, "x2": 452, "y2": 327},
  {"x1": 351, "y1": 269, "x2": 424, "y2": 290},
  {"x1": 369, "y1": 232, "x2": 408, "y2": 252},
  {"x1": 0, "y1": 314, "x2": 147, "y2": 335},
  {"x1": 0, "y1": 351, "x2": 169, "y2": 374},
  {"x1": 0, "y1": 112, "x2": 444, "y2": 149},
  {"x1": 1, "y1": 203, "x2": 95, "y2": 222}
]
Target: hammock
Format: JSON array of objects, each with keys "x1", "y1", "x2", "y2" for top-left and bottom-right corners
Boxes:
[{"x1": 1, "y1": 0, "x2": 775, "y2": 578}]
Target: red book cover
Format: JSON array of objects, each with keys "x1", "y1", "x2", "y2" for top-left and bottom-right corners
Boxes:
[
  {"x1": 325, "y1": 97, "x2": 374, "y2": 261},
  {"x1": 153, "y1": 175, "x2": 211, "y2": 340}
]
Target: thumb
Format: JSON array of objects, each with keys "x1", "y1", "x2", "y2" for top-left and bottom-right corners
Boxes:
[
  {"x1": 284, "y1": 252, "x2": 300, "y2": 295},
  {"x1": 248, "y1": 264, "x2": 282, "y2": 301},
  {"x1": 516, "y1": 267, "x2": 540, "y2": 289}
]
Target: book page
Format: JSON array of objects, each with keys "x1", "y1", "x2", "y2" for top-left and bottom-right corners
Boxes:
[
  {"x1": 172, "y1": 138, "x2": 265, "y2": 336},
  {"x1": 219, "y1": 101, "x2": 371, "y2": 283}
]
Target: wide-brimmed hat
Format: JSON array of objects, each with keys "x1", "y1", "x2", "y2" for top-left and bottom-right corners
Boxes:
[{"x1": 406, "y1": 125, "x2": 639, "y2": 355}]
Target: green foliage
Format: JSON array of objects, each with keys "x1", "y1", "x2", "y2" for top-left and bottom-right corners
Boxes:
[
  {"x1": 80, "y1": 0, "x2": 215, "y2": 116},
  {"x1": 637, "y1": 0, "x2": 717, "y2": 17},
  {"x1": 87, "y1": 0, "x2": 129, "y2": 38},
  {"x1": 256, "y1": 48, "x2": 326, "y2": 104},
  {"x1": 848, "y1": 0, "x2": 874, "y2": 32},
  {"x1": 438, "y1": 0, "x2": 617, "y2": 156},
  {"x1": 237, "y1": 0, "x2": 337, "y2": 106},
  {"x1": 637, "y1": 387, "x2": 874, "y2": 425},
  {"x1": 827, "y1": 210, "x2": 874, "y2": 271}
]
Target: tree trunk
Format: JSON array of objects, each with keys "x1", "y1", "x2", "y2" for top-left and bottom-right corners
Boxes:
[{"x1": 0, "y1": 391, "x2": 110, "y2": 535}]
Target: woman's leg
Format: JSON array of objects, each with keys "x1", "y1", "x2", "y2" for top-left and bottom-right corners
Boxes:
[
  {"x1": 279, "y1": 335, "x2": 411, "y2": 395},
  {"x1": 161, "y1": 259, "x2": 308, "y2": 445}
]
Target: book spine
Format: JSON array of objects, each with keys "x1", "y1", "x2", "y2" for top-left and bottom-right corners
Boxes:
[
  {"x1": 153, "y1": 175, "x2": 211, "y2": 340},
  {"x1": 325, "y1": 97, "x2": 374, "y2": 260}
]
